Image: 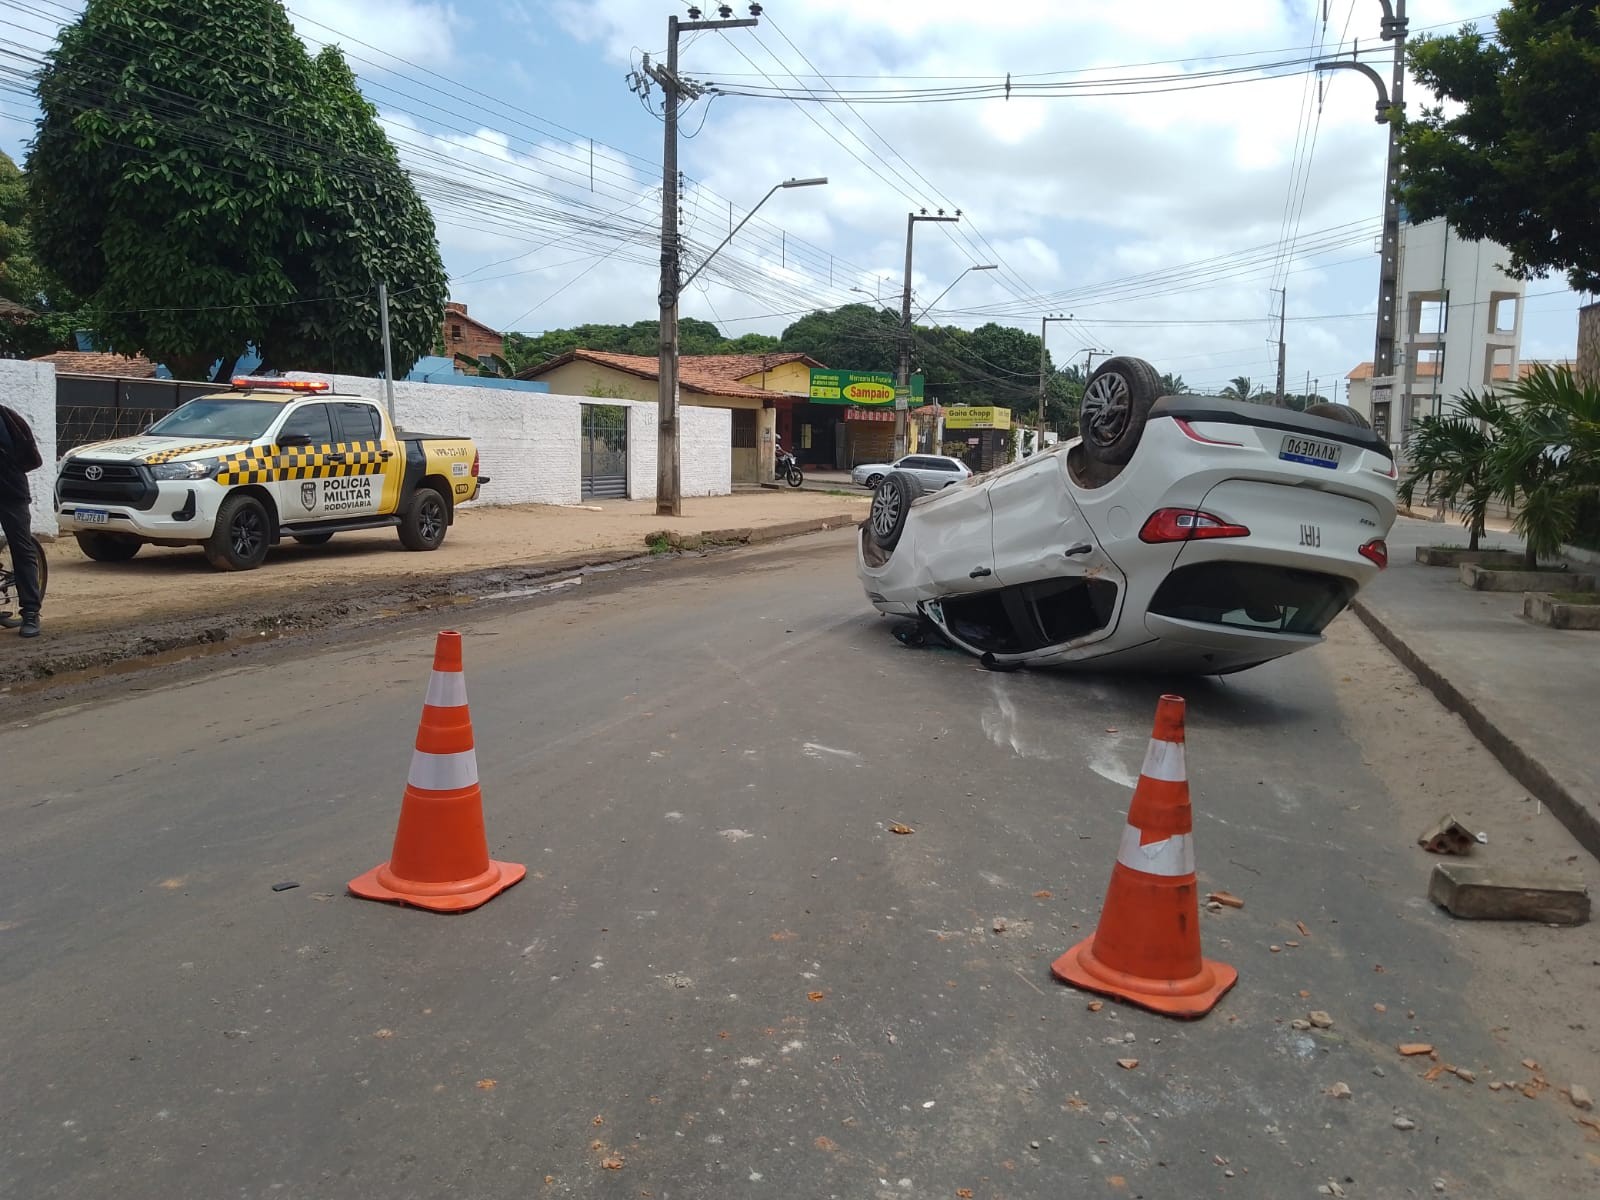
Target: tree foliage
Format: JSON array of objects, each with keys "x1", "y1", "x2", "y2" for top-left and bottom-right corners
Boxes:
[
  {"x1": 1399, "y1": 3, "x2": 1600, "y2": 290},
  {"x1": 503, "y1": 317, "x2": 777, "y2": 373},
  {"x1": 28, "y1": 0, "x2": 447, "y2": 378},
  {"x1": 0, "y1": 150, "x2": 81, "y2": 358}
]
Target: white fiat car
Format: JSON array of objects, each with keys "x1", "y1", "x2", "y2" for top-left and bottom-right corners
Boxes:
[{"x1": 857, "y1": 356, "x2": 1397, "y2": 675}]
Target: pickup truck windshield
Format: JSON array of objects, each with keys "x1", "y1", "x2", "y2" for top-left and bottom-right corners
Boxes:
[{"x1": 147, "y1": 399, "x2": 288, "y2": 441}]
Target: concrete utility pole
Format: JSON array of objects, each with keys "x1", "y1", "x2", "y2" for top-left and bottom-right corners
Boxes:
[
  {"x1": 642, "y1": 8, "x2": 758, "y2": 517},
  {"x1": 896, "y1": 211, "x2": 959, "y2": 459},
  {"x1": 1318, "y1": 0, "x2": 1409, "y2": 423},
  {"x1": 1274, "y1": 286, "x2": 1287, "y2": 406},
  {"x1": 377, "y1": 281, "x2": 396, "y2": 423},
  {"x1": 1036, "y1": 313, "x2": 1071, "y2": 452}
]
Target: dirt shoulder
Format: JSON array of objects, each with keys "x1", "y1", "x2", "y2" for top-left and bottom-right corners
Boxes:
[{"x1": 1, "y1": 491, "x2": 867, "y2": 687}]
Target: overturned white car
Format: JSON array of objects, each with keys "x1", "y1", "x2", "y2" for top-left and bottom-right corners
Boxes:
[{"x1": 858, "y1": 356, "x2": 1397, "y2": 675}]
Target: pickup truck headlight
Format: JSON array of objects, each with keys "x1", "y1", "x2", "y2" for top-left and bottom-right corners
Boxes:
[{"x1": 150, "y1": 458, "x2": 220, "y2": 480}]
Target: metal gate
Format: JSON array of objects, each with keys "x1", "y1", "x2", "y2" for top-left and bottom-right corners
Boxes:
[{"x1": 580, "y1": 404, "x2": 628, "y2": 499}]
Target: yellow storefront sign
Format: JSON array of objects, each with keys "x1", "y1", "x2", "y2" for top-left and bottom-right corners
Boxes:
[{"x1": 943, "y1": 406, "x2": 1010, "y2": 430}]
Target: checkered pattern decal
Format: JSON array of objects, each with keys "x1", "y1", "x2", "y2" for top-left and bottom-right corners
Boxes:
[
  {"x1": 215, "y1": 441, "x2": 386, "y2": 486},
  {"x1": 140, "y1": 441, "x2": 234, "y2": 464}
]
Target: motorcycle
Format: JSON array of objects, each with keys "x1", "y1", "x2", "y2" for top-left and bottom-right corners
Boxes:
[{"x1": 774, "y1": 442, "x2": 804, "y2": 488}]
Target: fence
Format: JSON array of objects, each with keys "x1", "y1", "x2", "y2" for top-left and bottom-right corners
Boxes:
[{"x1": 55, "y1": 374, "x2": 219, "y2": 455}]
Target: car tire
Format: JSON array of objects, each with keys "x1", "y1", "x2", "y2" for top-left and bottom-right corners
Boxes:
[
  {"x1": 205, "y1": 494, "x2": 271, "y2": 571},
  {"x1": 293, "y1": 532, "x2": 334, "y2": 546},
  {"x1": 399, "y1": 487, "x2": 449, "y2": 551},
  {"x1": 866, "y1": 471, "x2": 923, "y2": 551},
  {"x1": 1079, "y1": 356, "x2": 1163, "y2": 466},
  {"x1": 75, "y1": 531, "x2": 141, "y2": 562},
  {"x1": 863, "y1": 473, "x2": 883, "y2": 489},
  {"x1": 1304, "y1": 402, "x2": 1371, "y2": 429}
]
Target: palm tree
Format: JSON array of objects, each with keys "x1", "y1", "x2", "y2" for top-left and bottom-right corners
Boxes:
[
  {"x1": 1221, "y1": 376, "x2": 1263, "y2": 402},
  {"x1": 1159, "y1": 372, "x2": 1187, "y2": 395},
  {"x1": 1483, "y1": 365, "x2": 1600, "y2": 568},
  {"x1": 1399, "y1": 389, "x2": 1510, "y2": 551}
]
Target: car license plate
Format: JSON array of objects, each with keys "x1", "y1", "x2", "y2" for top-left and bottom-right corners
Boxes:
[
  {"x1": 75, "y1": 508, "x2": 111, "y2": 525},
  {"x1": 1280, "y1": 436, "x2": 1342, "y2": 469}
]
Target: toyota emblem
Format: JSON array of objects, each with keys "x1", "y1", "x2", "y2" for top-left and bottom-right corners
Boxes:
[{"x1": 84, "y1": 465, "x2": 104, "y2": 481}]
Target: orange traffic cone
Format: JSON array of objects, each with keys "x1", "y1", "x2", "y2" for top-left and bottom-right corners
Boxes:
[
  {"x1": 349, "y1": 631, "x2": 525, "y2": 913},
  {"x1": 1052, "y1": 694, "x2": 1236, "y2": 1018}
]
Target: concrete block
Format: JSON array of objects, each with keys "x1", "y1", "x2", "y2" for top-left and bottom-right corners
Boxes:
[
  {"x1": 1428, "y1": 862, "x2": 1590, "y2": 925},
  {"x1": 1523, "y1": 592, "x2": 1600, "y2": 630},
  {"x1": 1459, "y1": 563, "x2": 1595, "y2": 592},
  {"x1": 1415, "y1": 546, "x2": 1521, "y2": 568}
]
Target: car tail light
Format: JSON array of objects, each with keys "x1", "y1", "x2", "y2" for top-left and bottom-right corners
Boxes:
[
  {"x1": 471, "y1": 450, "x2": 480, "y2": 477},
  {"x1": 1174, "y1": 418, "x2": 1243, "y2": 447},
  {"x1": 1139, "y1": 508, "x2": 1251, "y2": 543},
  {"x1": 1359, "y1": 538, "x2": 1389, "y2": 569}
]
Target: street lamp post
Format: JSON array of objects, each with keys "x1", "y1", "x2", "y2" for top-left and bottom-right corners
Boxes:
[
  {"x1": 1036, "y1": 312, "x2": 1072, "y2": 453},
  {"x1": 656, "y1": 176, "x2": 827, "y2": 516},
  {"x1": 1317, "y1": 0, "x2": 1408, "y2": 435},
  {"x1": 895, "y1": 212, "x2": 960, "y2": 460}
]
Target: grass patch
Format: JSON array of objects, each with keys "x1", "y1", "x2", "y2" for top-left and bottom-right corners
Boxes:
[
  {"x1": 1478, "y1": 560, "x2": 1560, "y2": 571},
  {"x1": 1552, "y1": 592, "x2": 1600, "y2": 605},
  {"x1": 822, "y1": 488, "x2": 862, "y2": 498},
  {"x1": 645, "y1": 533, "x2": 672, "y2": 555}
]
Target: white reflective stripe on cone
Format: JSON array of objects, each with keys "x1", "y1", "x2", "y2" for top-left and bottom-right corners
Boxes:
[
  {"x1": 1140, "y1": 738, "x2": 1187, "y2": 783},
  {"x1": 1116, "y1": 823, "x2": 1195, "y2": 877},
  {"x1": 423, "y1": 670, "x2": 469, "y2": 709},
  {"x1": 408, "y1": 748, "x2": 479, "y2": 791}
]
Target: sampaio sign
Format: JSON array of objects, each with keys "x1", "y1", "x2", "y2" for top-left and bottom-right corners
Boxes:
[{"x1": 808, "y1": 369, "x2": 925, "y2": 407}]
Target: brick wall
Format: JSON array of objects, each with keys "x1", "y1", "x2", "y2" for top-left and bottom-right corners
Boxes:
[
  {"x1": 1578, "y1": 303, "x2": 1600, "y2": 388},
  {"x1": 443, "y1": 304, "x2": 504, "y2": 370},
  {"x1": 0, "y1": 359, "x2": 59, "y2": 537}
]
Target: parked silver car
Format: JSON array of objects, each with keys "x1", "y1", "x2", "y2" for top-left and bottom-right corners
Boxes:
[{"x1": 851, "y1": 454, "x2": 972, "y2": 491}]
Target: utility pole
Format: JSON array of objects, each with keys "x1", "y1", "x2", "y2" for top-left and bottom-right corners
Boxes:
[
  {"x1": 1037, "y1": 313, "x2": 1071, "y2": 454},
  {"x1": 1318, "y1": 0, "x2": 1409, "y2": 429},
  {"x1": 377, "y1": 281, "x2": 396, "y2": 424},
  {"x1": 1274, "y1": 286, "x2": 1287, "y2": 406},
  {"x1": 639, "y1": 7, "x2": 758, "y2": 517},
  {"x1": 896, "y1": 211, "x2": 959, "y2": 459}
]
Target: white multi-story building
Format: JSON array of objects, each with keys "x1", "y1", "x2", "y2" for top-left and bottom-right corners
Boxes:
[{"x1": 1346, "y1": 216, "x2": 1525, "y2": 446}]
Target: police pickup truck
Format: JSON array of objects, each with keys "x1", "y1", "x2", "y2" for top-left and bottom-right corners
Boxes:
[{"x1": 55, "y1": 377, "x2": 488, "y2": 570}]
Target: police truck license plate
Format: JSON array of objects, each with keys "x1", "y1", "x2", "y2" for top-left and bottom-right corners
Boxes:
[
  {"x1": 1279, "y1": 436, "x2": 1342, "y2": 470},
  {"x1": 76, "y1": 508, "x2": 110, "y2": 525}
]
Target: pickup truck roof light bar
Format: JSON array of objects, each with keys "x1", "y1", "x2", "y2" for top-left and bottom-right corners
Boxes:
[{"x1": 230, "y1": 376, "x2": 331, "y2": 393}]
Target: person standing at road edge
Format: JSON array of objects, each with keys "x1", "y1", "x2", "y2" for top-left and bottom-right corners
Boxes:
[{"x1": 0, "y1": 403, "x2": 44, "y2": 638}]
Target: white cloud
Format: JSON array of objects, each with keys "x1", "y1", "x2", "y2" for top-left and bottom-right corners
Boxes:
[{"x1": 290, "y1": 0, "x2": 461, "y2": 68}]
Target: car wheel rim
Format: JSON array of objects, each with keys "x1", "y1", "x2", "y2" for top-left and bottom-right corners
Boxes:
[
  {"x1": 1082, "y1": 372, "x2": 1131, "y2": 446},
  {"x1": 869, "y1": 486, "x2": 900, "y2": 538},
  {"x1": 232, "y1": 511, "x2": 263, "y2": 557},
  {"x1": 420, "y1": 500, "x2": 443, "y2": 541}
]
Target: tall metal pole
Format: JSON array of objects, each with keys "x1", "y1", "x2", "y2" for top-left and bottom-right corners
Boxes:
[
  {"x1": 1274, "y1": 286, "x2": 1288, "y2": 405},
  {"x1": 377, "y1": 281, "x2": 396, "y2": 423},
  {"x1": 895, "y1": 212, "x2": 958, "y2": 459},
  {"x1": 1036, "y1": 313, "x2": 1071, "y2": 453},
  {"x1": 649, "y1": 10, "x2": 757, "y2": 518}
]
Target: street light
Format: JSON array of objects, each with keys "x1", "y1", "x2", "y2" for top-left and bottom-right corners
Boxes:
[
  {"x1": 659, "y1": 176, "x2": 827, "y2": 516},
  {"x1": 850, "y1": 277, "x2": 890, "y2": 304},
  {"x1": 1036, "y1": 312, "x2": 1073, "y2": 451},
  {"x1": 912, "y1": 264, "x2": 997, "y2": 323}
]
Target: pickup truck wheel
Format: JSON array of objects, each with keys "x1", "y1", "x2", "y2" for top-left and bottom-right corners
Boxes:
[
  {"x1": 75, "y1": 531, "x2": 141, "y2": 562},
  {"x1": 399, "y1": 487, "x2": 448, "y2": 551},
  {"x1": 293, "y1": 532, "x2": 334, "y2": 546},
  {"x1": 1303, "y1": 402, "x2": 1371, "y2": 429},
  {"x1": 867, "y1": 471, "x2": 923, "y2": 551},
  {"x1": 1079, "y1": 356, "x2": 1163, "y2": 466},
  {"x1": 205, "y1": 494, "x2": 271, "y2": 571}
]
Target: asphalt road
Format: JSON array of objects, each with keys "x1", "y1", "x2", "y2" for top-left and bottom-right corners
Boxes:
[{"x1": 2, "y1": 531, "x2": 1596, "y2": 1199}]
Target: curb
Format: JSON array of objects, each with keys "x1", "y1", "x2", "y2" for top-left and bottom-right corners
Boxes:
[
  {"x1": 1, "y1": 517, "x2": 858, "y2": 692},
  {"x1": 1351, "y1": 597, "x2": 1600, "y2": 862}
]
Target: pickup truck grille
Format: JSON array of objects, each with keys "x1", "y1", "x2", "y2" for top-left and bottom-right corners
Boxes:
[{"x1": 59, "y1": 460, "x2": 159, "y2": 511}]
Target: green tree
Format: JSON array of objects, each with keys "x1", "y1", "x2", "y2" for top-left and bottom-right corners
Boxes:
[
  {"x1": 1484, "y1": 366, "x2": 1600, "y2": 567},
  {"x1": 28, "y1": 0, "x2": 446, "y2": 378},
  {"x1": 1398, "y1": 390, "x2": 1510, "y2": 550},
  {"x1": 0, "y1": 150, "x2": 83, "y2": 358},
  {"x1": 1222, "y1": 376, "x2": 1266, "y2": 401},
  {"x1": 778, "y1": 304, "x2": 898, "y2": 372},
  {"x1": 1399, "y1": 3, "x2": 1600, "y2": 290},
  {"x1": 1158, "y1": 372, "x2": 1187, "y2": 395}
]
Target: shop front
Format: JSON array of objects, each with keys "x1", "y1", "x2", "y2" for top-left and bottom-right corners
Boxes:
[
  {"x1": 940, "y1": 405, "x2": 1013, "y2": 473},
  {"x1": 805, "y1": 368, "x2": 926, "y2": 466}
]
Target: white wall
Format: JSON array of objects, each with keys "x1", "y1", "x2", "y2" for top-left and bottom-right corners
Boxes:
[
  {"x1": 0, "y1": 359, "x2": 59, "y2": 537},
  {"x1": 293, "y1": 374, "x2": 729, "y2": 506}
]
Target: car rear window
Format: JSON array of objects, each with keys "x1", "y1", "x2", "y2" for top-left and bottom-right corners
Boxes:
[{"x1": 1148, "y1": 563, "x2": 1356, "y2": 635}]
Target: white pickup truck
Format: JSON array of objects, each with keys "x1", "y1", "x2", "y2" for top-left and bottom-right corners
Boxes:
[{"x1": 55, "y1": 377, "x2": 488, "y2": 570}]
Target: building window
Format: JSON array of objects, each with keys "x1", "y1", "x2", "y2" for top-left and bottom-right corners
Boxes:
[
  {"x1": 451, "y1": 323, "x2": 463, "y2": 340},
  {"x1": 732, "y1": 408, "x2": 757, "y2": 449}
]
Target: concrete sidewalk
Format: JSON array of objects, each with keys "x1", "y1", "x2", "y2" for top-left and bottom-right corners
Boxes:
[{"x1": 1354, "y1": 517, "x2": 1600, "y2": 859}]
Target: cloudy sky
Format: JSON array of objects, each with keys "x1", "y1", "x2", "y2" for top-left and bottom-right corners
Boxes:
[{"x1": 0, "y1": 0, "x2": 1584, "y2": 395}]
